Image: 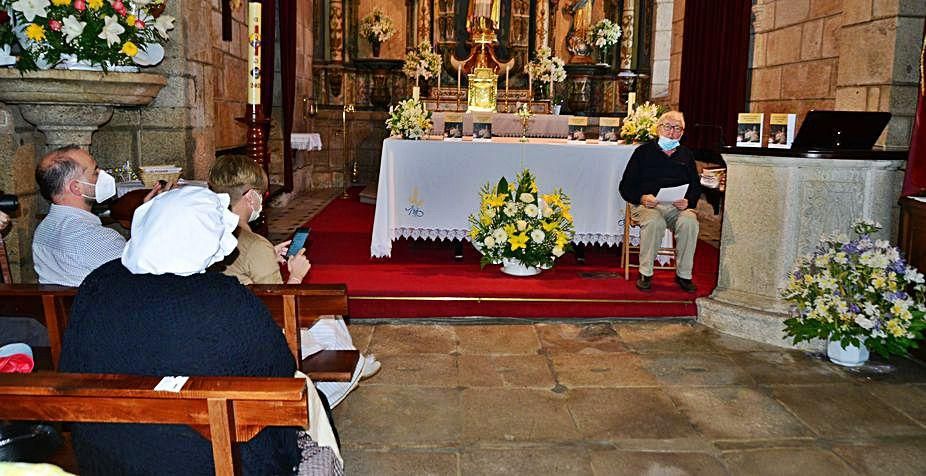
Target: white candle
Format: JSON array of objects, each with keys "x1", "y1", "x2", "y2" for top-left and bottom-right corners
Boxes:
[
  {"x1": 437, "y1": 63, "x2": 441, "y2": 94},
  {"x1": 413, "y1": 87, "x2": 420, "y2": 101},
  {"x1": 528, "y1": 70, "x2": 532, "y2": 99},
  {"x1": 457, "y1": 66, "x2": 462, "y2": 99},
  {"x1": 549, "y1": 64, "x2": 554, "y2": 100},
  {"x1": 627, "y1": 92, "x2": 636, "y2": 114},
  {"x1": 246, "y1": 2, "x2": 262, "y2": 105}
]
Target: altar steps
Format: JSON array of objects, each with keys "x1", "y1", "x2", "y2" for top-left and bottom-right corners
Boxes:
[{"x1": 301, "y1": 188, "x2": 719, "y2": 319}]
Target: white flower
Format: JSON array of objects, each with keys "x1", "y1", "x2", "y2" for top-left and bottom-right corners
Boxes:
[
  {"x1": 61, "y1": 15, "x2": 86, "y2": 44},
  {"x1": 855, "y1": 315, "x2": 876, "y2": 330},
  {"x1": 863, "y1": 302, "x2": 880, "y2": 316},
  {"x1": 492, "y1": 228, "x2": 507, "y2": 242},
  {"x1": 542, "y1": 206, "x2": 553, "y2": 218},
  {"x1": 904, "y1": 268, "x2": 925, "y2": 284},
  {"x1": 524, "y1": 204, "x2": 539, "y2": 218},
  {"x1": 485, "y1": 208, "x2": 496, "y2": 219},
  {"x1": 98, "y1": 15, "x2": 126, "y2": 47},
  {"x1": 11, "y1": 0, "x2": 49, "y2": 22},
  {"x1": 503, "y1": 202, "x2": 518, "y2": 216},
  {"x1": 520, "y1": 193, "x2": 534, "y2": 203},
  {"x1": 516, "y1": 219, "x2": 527, "y2": 231},
  {"x1": 484, "y1": 236, "x2": 496, "y2": 248},
  {"x1": 552, "y1": 246, "x2": 564, "y2": 257},
  {"x1": 154, "y1": 15, "x2": 176, "y2": 40},
  {"x1": 531, "y1": 229, "x2": 545, "y2": 243}
]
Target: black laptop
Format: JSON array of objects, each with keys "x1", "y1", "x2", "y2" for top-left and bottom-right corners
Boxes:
[{"x1": 791, "y1": 110, "x2": 891, "y2": 150}]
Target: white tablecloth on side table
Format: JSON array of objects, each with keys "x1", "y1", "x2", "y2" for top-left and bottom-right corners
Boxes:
[
  {"x1": 291, "y1": 133, "x2": 323, "y2": 151},
  {"x1": 371, "y1": 138, "x2": 640, "y2": 258}
]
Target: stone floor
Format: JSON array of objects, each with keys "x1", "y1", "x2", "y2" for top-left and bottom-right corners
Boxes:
[
  {"x1": 336, "y1": 320, "x2": 926, "y2": 476},
  {"x1": 266, "y1": 187, "x2": 341, "y2": 243}
]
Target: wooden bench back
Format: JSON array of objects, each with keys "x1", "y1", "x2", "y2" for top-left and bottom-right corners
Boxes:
[
  {"x1": 0, "y1": 372, "x2": 308, "y2": 476},
  {"x1": 0, "y1": 283, "x2": 349, "y2": 370}
]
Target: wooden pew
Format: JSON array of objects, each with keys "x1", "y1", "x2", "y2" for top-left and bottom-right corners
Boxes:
[
  {"x1": 0, "y1": 284, "x2": 359, "y2": 382},
  {"x1": 0, "y1": 372, "x2": 308, "y2": 476}
]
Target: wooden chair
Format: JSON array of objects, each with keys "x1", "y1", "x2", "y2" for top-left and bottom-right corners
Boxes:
[
  {"x1": 0, "y1": 372, "x2": 308, "y2": 476},
  {"x1": 620, "y1": 203, "x2": 677, "y2": 280},
  {"x1": 0, "y1": 284, "x2": 358, "y2": 382}
]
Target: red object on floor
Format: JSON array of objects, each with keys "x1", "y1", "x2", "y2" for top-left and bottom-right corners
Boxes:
[{"x1": 301, "y1": 188, "x2": 719, "y2": 318}]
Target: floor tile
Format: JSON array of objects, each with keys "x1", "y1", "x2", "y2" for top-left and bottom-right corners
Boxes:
[
  {"x1": 771, "y1": 384, "x2": 924, "y2": 438},
  {"x1": 734, "y1": 351, "x2": 846, "y2": 385},
  {"x1": 864, "y1": 383, "x2": 926, "y2": 427},
  {"x1": 347, "y1": 324, "x2": 375, "y2": 353},
  {"x1": 638, "y1": 352, "x2": 756, "y2": 387},
  {"x1": 460, "y1": 388, "x2": 580, "y2": 443},
  {"x1": 454, "y1": 324, "x2": 541, "y2": 355},
  {"x1": 335, "y1": 386, "x2": 462, "y2": 447},
  {"x1": 589, "y1": 450, "x2": 730, "y2": 476},
  {"x1": 367, "y1": 324, "x2": 458, "y2": 355},
  {"x1": 535, "y1": 322, "x2": 628, "y2": 354},
  {"x1": 551, "y1": 352, "x2": 659, "y2": 387},
  {"x1": 458, "y1": 354, "x2": 555, "y2": 388},
  {"x1": 342, "y1": 449, "x2": 458, "y2": 476},
  {"x1": 566, "y1": 388, "x2": 698, "y2": 440},
  {"x1": 616, "y1": 322, "x2": 725, "y2": 353},
  {"x1": 668, "y1": 387, "x2": 812, "y2": 439},
  {"x1": 831, "y1": 437, "x2": 926, "y2": 476},
  {"x1": 460, "y1": 447, "x2": 593, "y2": 476},
  {"x1": 722, "y1": 448, "x2": 857, "y2": 475},
  {"x1": 368, "y1": 353, "x2": 458, "y2": 387}
]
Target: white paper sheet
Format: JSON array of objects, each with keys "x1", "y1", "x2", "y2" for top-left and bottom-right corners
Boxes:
[{"x1": 656, "y1": 184, "x2": 688, "y2": 203}]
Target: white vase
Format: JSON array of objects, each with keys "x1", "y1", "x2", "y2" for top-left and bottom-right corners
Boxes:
[
  {"x1": 553, "y1": 105, "x2": 562, "y2": 115},
  {"x1": 500, "y1": 259, "x2": 541, "y2": 277},
  {"x1": 826, "y1": 337, "x2": 869, "y2": 367}
]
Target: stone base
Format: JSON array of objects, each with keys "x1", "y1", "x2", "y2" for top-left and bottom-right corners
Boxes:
[
  {"x1": 697, "y1": 294, "x2": 824, "y2": 352},
  {"x1": 359, "y1": 183, "x2": 377, "y2": 205}
]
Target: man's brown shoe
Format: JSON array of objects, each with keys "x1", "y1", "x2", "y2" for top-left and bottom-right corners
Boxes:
[
  {"x1": 675, "y1": 276, "x2": 697, "y2": 293},
  {"x1": 636, "y1": 274, "x2": 652, "y2": 291}
]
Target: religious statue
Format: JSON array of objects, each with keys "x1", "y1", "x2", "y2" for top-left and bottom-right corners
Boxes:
[
  {"x1": 564, "y1": 0, "x2": 594, "y2": 63},
  {"x1": 467, "y1": 0, "x2": 501, "y2": 42},
  {"x1": 452, "y1": 0, "x2": 513, "y2": 112}
]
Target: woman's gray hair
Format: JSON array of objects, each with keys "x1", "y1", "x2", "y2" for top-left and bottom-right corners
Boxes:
[{"x1": 657, "y1": 111, "x2": 686, "y2": 129}]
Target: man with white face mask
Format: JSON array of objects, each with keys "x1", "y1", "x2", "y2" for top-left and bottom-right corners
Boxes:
[{"x1": 32, "y1": 145, "x2": 167, "y2": 286}]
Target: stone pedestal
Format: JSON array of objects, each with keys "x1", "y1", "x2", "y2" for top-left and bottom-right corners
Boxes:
[
  {"x1": 0, "y1": 69, "x2": 167, "y2": 151},
  {"x1": 697, "y1": 149, "x2": 906, "y2": 350}
]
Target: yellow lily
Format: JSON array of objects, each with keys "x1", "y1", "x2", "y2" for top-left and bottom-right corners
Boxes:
[
  {"x1": 483, "y1": 193, "x2": 507, "y2": 208},
  {"x1": 509, "y1": 232, "x2": 529, "y2": 251},
  {"x1": 542, "y1": 220, "x2": 558, "y2": 232}
]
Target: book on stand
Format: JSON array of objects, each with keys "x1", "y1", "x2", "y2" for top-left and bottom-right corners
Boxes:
[
  {"x1": 472, "y1": 113, "x2": 493, "y2": 142},
  {"x1": 599, "y1": 117, "x2": 621, "y2": 143},
  {"x1": 567, "y1": 116, "x2": 589, "y2": 142},
  {"x1": 443, "y1": 112, "x2": 463, "y2": 142},
  {"x1": 767, "y1": 113, "x2": 796, "y2": 148},
  {"x1": 736, "y1": 113, "x2": 764, "y2": 147}
]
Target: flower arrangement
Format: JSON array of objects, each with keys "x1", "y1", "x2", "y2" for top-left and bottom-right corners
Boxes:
[
  {"x1": 468, "y1": 169, "x2": 575, "y2": 270},
  {"x1": 402, "y1": 40, "x2": 441, "y2": 81},
  {"x1": 1, "y1": 0, "x2": 175, "y2": 71},
  {"x1": 359, "y1": 8, "x2": 395, "y2": 45},
  {"x1": 385, "y1": 98, "x2": 433, "y2": 140},
  {"x1": 780, "y1": 220, "x2": 926, "y2": 358},
  {"x1": 588, "y1": 19, "x2": 621, "y2": 48},
  {"x1": 525, "y1": 45, "x2": 566, "y2": 85},
  {"x1": 620, "y1": 101, "x2": 665, "y2": 142},
  {"x1": 515, "y1": 101, "x2": 532, "y2": 142}
]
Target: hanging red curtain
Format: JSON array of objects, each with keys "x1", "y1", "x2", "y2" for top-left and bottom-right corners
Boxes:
[
  {"x1": 902, "y1": 28, "x2": 926, "y2": 197},
  {"x1": 260, "y1": 0, "x2": 277, "y2": 175},
  {"x1": 677, "y1": 0, "x2": 752, "y2": 150},
  {"x1": 279, "y1": 0, "x2": 297, "y2": 192}
]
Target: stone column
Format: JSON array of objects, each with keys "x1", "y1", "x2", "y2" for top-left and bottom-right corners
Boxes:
[
  {"x1": 650, "y1": 0, "x2": 674, "y2": 101},
  {"x1": 18, "y1": 106, "x2": 113, "y2": 152},
  {"x1": 697, "y1": 152, "x2": 905, "y2": 349},
  {"x1": 619, "y1": 0, "x2": 635, "y2": 70}
]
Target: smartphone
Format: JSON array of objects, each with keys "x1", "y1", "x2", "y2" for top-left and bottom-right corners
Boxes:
[{"x1": 287, "y1": 227, "x2": 311, "y2": 257}]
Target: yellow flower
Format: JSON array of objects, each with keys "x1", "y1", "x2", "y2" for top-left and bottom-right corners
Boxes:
[
  {"x1": 25, "y1": 24, "x2": 45, "y2": 42},
  {"x1": 561, "y1": 206, "x2": 573, "y2": 222},
  {"x1": 555, "y1": 231, "x2": 569, "y2": 247},
  {"x1": 886, "y1": 318, "x2": 905, "y2": 337},
  {"x1": 469, "y1": 226, "x2": 480, "y2": 239},
  {"x1": 479, "y1": 213, "x2": 491, "y2": 225},
  {"x1": 542, "y1": 220, "x2": 558, "y2": 232},
  {"x1": 509, "y1": 232, "x2": 529, "y2": 251},
  {"x1": 503, "y1": 224, "x2": 516, "y2": 236},
  {"x1": 51, "y1": 0, "x2": 71, "y2": 5},
  {"x1": 88, "y1": 0, "x2": 103, "y2": 9},
  {"x1": 530, "y1": 180, "x2": 537, "y2": 193},
  {"x1": 120, "y1": 41, "x2": 139, "y2": 57},
  {"x1": 126, "y1": 14, "x2": 137, "y2": 26},
  {"x1": 483, "y1": 193, "x2": 506, "y2": 208}
]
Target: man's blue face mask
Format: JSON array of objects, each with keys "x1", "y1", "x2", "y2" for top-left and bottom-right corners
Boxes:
[{"x1": 658, "y1": 135, "x2": 680, "y2": 151}]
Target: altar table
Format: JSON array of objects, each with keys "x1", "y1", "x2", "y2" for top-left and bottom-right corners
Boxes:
[
  {"x1": 429, "y1": 112, "x2": 570, "y2": 138},
  {"x1": 371, "y1": 138, "x2": 639, "y2": 258}
]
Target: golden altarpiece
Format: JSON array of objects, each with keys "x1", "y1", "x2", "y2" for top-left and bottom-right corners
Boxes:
[{"x1": 310, "y1": 0, "x2": 658, "y2": 116}]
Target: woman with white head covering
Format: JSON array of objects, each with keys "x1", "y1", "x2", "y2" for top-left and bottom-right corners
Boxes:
[{"x1": 58, "y1": 187, "x2": 341, "y2": 476}]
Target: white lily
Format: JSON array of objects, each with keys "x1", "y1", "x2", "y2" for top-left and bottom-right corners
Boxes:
[
  {"x1": 11, "y1": 0, "x2": 49, "y2": 22},
  {"x1": 61, "y1": 15, "x2": 86, "y2": 44},
  {"x1": 153, "y1": 15, "x2": 175, "y2": 39},
  {"x1": 98, "y1": 15, "x2": 125, "y2": 47}
]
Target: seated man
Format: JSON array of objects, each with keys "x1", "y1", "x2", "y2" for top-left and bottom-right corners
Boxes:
[
  {"x1": 32, "y1": 146, "x2": 165, "y2": 286},
  {"x1": 619, "y1": 111, "x2": 701, "y2": 292}
]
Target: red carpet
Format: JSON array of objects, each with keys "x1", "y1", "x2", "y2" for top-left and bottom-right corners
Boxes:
[{"x1": 301, "y1": 188, "x2": 719, "y2": 318}]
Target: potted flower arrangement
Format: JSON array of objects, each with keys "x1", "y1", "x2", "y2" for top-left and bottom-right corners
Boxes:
[
  {"x1": 525, "y1": 45, "x2": 565, "y2": 101},
  {"x1": 359, "y1": 8, "x2": 395, "y2": 58},
  {"x1": 402, "y1": 40, "x2": 441, "y2": 96},
  {"x1": 1, "y1": 0, "x2": 175, "y2": 71},
  {"x1": 620, "y1": 101, "x2": 664, "y2": 143},
  {"x1": 780, "y1": 219, "x2": 926, "y2": 366},
  {"x1": 588, "y1": 18, "x2": 621, "y2": 66},
  {"x1": 385, "y1": 98, "x2": 433, "y2": 140},
  {"x1": 468, "y1": 169, "x2": 575, "y2": 276}
]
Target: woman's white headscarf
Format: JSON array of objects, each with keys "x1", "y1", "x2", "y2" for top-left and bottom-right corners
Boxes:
[{"x1": 122, "y1": 187, "x2": 239, "y2": 276}]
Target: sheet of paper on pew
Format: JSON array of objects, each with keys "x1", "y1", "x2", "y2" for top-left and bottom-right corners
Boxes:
[{"x1": 154, "y1": 375, "x2": 189, "y2": 392}]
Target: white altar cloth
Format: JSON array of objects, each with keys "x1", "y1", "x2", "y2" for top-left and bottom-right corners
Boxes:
[
  {"x1": 371, "y1": 138, "x2": 639, "y2": 258},
  {"x1": 430, "y1": 112, "x2": 570, "y2": 138},
  {"x1": 291, "y1": 132, "x2": 323, "y2": 151}
]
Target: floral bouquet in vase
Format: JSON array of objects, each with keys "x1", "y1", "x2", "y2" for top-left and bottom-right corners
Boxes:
[
  {"x1": 403, "y1": 40, "x2": 441, "y2": 83},
  {"x1": 588, "y1": 19, "x2": 621, "y2": 65},
  {"x1": 385, "y1": 98, "x2": 433, "y2": 140},
  {"x1": 525, "y1": 46, "x2": 565, "y2": 100},
  {"x1": 359, "y1": 8, "x2": 395, "y2": 57},
  {"x1": 780, "y1": 220, "x2": 926, "y2": 366},
  {"x1": 620, "y1": 101, "x2": 664, "y2": 143},
  {"x1": 468, "y1": 169, "x2": 575, "y2": 275},
  {"x1": 2, "y1": 0, "x2": 175, "y2": 71}
]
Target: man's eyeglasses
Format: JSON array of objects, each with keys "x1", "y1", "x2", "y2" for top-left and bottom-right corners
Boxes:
[{"x1": 660, "y1": 124, "x2": 684, "y2": 133}]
